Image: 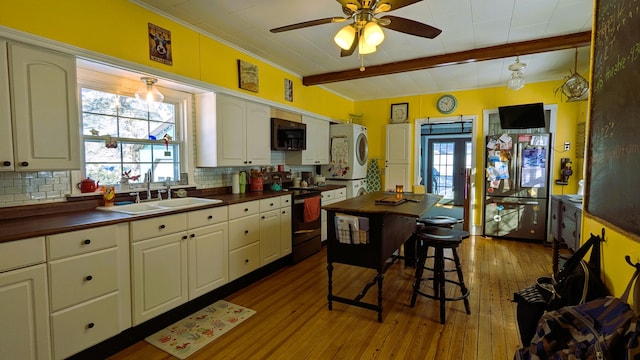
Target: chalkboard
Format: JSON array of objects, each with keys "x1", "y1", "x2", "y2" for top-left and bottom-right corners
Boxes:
[{"x1": 586, "y1": 0, "x2": 640, "y2": 237}]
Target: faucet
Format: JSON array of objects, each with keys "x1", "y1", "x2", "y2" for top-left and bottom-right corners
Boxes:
[
  {"x1": 145, "y1": 169, "x2": 152, "y2": 200},
  {"x1": 165, "y1": 177, "x2": 172, "y2": 200}
]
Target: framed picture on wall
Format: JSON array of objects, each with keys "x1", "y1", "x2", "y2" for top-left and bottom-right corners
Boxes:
[
  {"x1": 237, "y1": 60, "x2": 259, "y2": 92},
  {"x1": 390, "y1": 103, "x2": 408, "y2": 123},
  {"x1": 148, "y1": 23, "x2": 172, "y2": 66},
  {"x1": 284, "y1": 78, "x2": 293, "y2": 102}
]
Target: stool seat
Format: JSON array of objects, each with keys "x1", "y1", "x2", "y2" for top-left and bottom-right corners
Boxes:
[
  {"x1": 417, "y1": 215, "x2": 463, "y2": 228},
  {"x1": 410, "y1": 226, "x2": 470, "y2": 324}
]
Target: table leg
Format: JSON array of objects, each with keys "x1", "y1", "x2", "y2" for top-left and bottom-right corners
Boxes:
[
  {"x1": 377, "y1": 272, "x2": 384, "y2": 322},
  {"x1": 327, "y1": 262, "x2": 334, "y2": 310}
]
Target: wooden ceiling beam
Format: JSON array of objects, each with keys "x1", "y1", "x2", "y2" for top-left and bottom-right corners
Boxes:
[{"x1": 302, "y1": 31, "x2": 592, "y2": 86}]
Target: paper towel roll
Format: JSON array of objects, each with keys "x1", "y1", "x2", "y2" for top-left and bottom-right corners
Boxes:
[{"x1": 232, "y1": 172, "x2": 240, "y2": 194}]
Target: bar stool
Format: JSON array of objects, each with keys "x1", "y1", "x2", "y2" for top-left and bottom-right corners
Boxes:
[
  {"x1": 410, "y1": 226, "x2": 470, "y2": 324},
  {"x1": 417, "y1": 215, "x2": 463, "y2": 228}
]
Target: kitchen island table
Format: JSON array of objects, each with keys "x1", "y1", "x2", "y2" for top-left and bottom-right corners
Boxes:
[{"x1": 322, "y1": 191, "x2": 442, "y2": 321}]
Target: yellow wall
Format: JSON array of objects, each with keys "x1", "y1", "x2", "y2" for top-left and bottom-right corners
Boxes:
[{"x1": 0, "y1": 0, "x2": 353, "y2": 120}]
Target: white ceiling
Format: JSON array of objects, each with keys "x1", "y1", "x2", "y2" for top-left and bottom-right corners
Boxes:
[{"x1": 132, "y1": 0, "x2": 594, "y2": 101}]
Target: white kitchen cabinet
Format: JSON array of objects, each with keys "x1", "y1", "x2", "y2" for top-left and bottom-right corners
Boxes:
[
  {"x1": 280, "y1": 195, "x2": 292, "y2": 257},
  {"x1": 385, "y1": 123, "x2": 412, "y2": 191},
  {"x1": 131, "y1": 231, "x2": 188, "y2": 325},
  {"x1": 228, "y1": 201, "x2": 260, "y2": 280},
  {"x1": 286, "y1": 116, "x2": 330, "y2": 165},
  {"x1": 321, "y1": 188, "x2": 347, "y2": 241},
  {"x1": 0, "y1": 237, "x2": 51, "y2": 360},
  {"x1": 131, "y1": 214, "x2": 188, "y2": 325},
  {"x1": 211, "y1": 93, "x2": 270, "y2": 166},
  {"x1": 260, "y1": 209, "x2": 281, "y2": 266},
  {"x1": 187, "y1": 206, "x2": 228, "y2": 299},
  {"x1": 46, "y1": 224, "x2": 130, "y2": 359},
  {"x1": 0, "y1": 40, "x2": 80, "y2": 171}
]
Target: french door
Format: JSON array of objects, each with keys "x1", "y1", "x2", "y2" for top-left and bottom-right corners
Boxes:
[{"x1": 427, "y1": 138, "x2": 471, "y2": 206}]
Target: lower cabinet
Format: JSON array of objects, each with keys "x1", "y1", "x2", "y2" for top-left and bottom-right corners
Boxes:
[
  {"x1": 131, "y1": 231, "x2": 189, "y2": 325},
  {"x1": 321, "y1": 188, "x2": 347, "y2": 241},
  {"x1": 188, "y1": 222, "x2": 228, "y2": 299},
  {"x1": 0, "y1": 260, "x2": 51, "y2": 360},
  {"x1": 280, "y1": 205, "x2": 292, "y2": 256},
  {"x1": 46, "y1": 224, "x2": 130, "y2": 360},
  {"x1": 229, "y1": 242, "x2": 261, "y2": 281}
]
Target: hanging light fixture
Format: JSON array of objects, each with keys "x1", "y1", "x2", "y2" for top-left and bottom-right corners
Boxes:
[
  {"x1": 506, "y1": 56, "x2": 527, "y2": 91},
  {"x1": 135, "y1": 77, "x2": 164, "y2": 104},
  {"x1": 333, "y1": 18, "x2": 384, "y2": 57},
  {"x1": 555, "y1": 48, "x2": 589, "y2": 101}
]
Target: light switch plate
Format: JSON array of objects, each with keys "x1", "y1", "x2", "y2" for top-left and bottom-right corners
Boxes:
[{"x1": 564, "y1": 142, "x2": 570, "y2": 151}]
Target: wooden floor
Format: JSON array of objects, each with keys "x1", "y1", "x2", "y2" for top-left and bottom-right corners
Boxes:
[{"x1": 109, "y1": 235, "x2": 551, "y2": 360}]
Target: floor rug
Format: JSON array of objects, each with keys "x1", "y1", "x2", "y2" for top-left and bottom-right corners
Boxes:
[{"x1": 145, "y1": 300, "x2": 256, "y2": 359}]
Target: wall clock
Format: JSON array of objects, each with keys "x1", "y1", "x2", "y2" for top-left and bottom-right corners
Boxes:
[{"x1": 436, "y1": 94, "x2": 457, "y2": 114}]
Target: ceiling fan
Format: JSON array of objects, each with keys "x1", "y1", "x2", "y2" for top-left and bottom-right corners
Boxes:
[{"x1": 270, "y1": 0, "x2": 442, "y2": 58}]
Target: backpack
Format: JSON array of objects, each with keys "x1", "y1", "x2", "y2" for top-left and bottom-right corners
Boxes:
[
  {"x1": 513, "y1": 232, "x2": 609, "y2": 345},
  {"x1": 514, "y1": 255, "x2": 640, "y2": 360}
]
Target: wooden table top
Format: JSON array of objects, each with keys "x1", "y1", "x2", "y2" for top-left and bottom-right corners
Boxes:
[{"x1": 322, "y1": 191, "x2": 443, "y2": 218}]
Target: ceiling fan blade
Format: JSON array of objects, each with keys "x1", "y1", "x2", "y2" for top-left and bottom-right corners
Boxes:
[
  {"x1": 340, "y1": 32, "x2": 359, "y2": 57},
  {"x1": 380, "y1": 15, "x2": 442, "y2": 39},
  {"x1": 270, "y1": 17, "x2": 347, "y2": 33},
  {"x1": 375, "y1": 0, "x2": 422, "y2": 13}
]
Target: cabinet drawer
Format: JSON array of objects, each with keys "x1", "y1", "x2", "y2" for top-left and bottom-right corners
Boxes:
[
  {"x1": 334, "y1": 188, "x2": 346, "y2": 199},
  {"x1": 260, "y1": 197, "x2": 281, "y2": 211},
  {"x1": 47, "y1": 225, "x2": 118, "y2": 260},
  {"x1": 561, "y1": 219, "x2": 579, "y2": 251},
  {"x1": 228, "y1": 214, "x2": 260, "y2": 250},
  {"x1": 49, "y1": 248, "x2": 119, "y2": 312},
  {"x1": 321, "y1": 190, "x2": 334, "y2": 203},
  {"x1": 561, "y1": 204, "x2": 580, "y2": 221},
  {"x1": 187, "y1": 206, "x2": 228, "y2": 228},
  {"x1": 51, "y1": 292, "x2": 120, "y2": 360},
  {"x1": 229, "y1": 242, "x2": 260, "y2": 281},
  {"x1": 279, "y1": 194, "x2": 292, "y2": 208},
  {"x1": 0, "y1": 236, "x2": 45, "y2": 272},
  {"x1": 131, "y1": 213, "x2": 187, "y2": 242},
  {"x1": 228, "y1": 200, "x2": 259, "y2": 220}
]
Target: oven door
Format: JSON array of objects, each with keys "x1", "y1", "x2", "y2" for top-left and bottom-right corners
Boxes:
[{"x1": 292, "y1": 195, "x2": 321, "y2": 246}]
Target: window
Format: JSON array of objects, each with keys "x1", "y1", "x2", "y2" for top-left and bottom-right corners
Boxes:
[{"x1": 81, "y1": 88, "x2": 182, "y2": 186}]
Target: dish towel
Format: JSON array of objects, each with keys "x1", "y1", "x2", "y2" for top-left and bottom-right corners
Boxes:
[
  {"x1": 366, "y1": 158, "x2": 382, "y2": 192},
  {"x1": 303, "y1": 196, "x2": 321, "y2": 223}
]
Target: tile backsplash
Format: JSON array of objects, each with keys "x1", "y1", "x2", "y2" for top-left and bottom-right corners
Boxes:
[{"x1": 0, "y1": 151, "x2": 315, "y2": 208}]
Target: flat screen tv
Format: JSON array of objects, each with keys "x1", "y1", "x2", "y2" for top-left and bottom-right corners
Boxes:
[{"x1": 498, "y1": 103, "x2": 546, "y2": 129}]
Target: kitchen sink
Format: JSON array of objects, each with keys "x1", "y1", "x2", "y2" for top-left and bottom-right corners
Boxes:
[
  {"x1": 154, "y1": 197, "x2": 222, "y2": 208},
  {"x1": 96, "y1": 197, "x2": 223, "y2": 214}
]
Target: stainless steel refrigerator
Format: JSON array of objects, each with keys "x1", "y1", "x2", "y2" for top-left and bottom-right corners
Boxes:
[{"x1": 483, "y1": 133, "x2": 551, "y2": 241}]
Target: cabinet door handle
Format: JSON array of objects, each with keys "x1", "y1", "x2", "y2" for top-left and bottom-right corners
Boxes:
[
  {"x1": 83, "y1": 239, "x2": 91, "y2": 245},
  {"x1": 87, "y1": 322, "x2": 95, "y2": 329},
  {"x1": 159, "y1": 224, "x2": 166, "y2": 229},
  {"x1": 245, "y1": 259, "x2": 249, "y2": 263},
  {"x1": 190, "y1": 234, "x2": 195, "y2": 238},
  {"x1": 85, "y1": 275, "x2": 93, "y2": 281},
  {"x1": 20, "y1": 161, "x2": 29, "y2": 167},
  {"x1": 182, "y1": 235, "x2": 188, "y2": 240},
  {"x1": 244, "y1": 230, "x2": 249, "y2": 234},
  {"x1": 207, "y1": 215, "x2": 213, "y2": 220},
  {"x1": 244, "y1": 208, "x2": 249, "y2": 212},
  {"x1": 262, "y1": 216, "x2": 265, "y2": 219},
  {"x1": 282, "y1": 211, "x2": 286, "y2": 214},
  {"x1": 2, "y1": 161, "x2": 10, "y2": 166}
]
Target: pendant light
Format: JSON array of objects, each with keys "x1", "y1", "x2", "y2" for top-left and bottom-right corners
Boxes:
[
  {"x1": 135, "y1": 77, "x2": 164, "y2": 104},
  {"x1": 555, "y1": 48, "x2": 589, "y2": 101},
  {"x1": 506, "y1": 56, "x2": 526, "y2": 91}
]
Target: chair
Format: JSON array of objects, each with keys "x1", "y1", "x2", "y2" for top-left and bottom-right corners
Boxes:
[{"x1": 410, "y1": 226, "x2": 470, "y2": 324}]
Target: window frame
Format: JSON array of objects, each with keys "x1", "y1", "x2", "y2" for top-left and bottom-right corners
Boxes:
[{"x1": 73, "y1": 69, "x2": 194, "y2": 195}]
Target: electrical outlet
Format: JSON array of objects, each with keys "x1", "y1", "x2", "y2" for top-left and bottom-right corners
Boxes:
[{"x1": 564, "y1": 142, "x2": 570, "y2": 151}]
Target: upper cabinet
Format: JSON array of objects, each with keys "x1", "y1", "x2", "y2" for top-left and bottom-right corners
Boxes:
[
  {"x1": 286, "y1": 115, "x2": 330, "y2": 165},
  {"x1": 196, "y1": 93, "x2": 270, "y2": 167},
  {"x1": 0, "y1": 41, "x2": 80, "y2": 171}
]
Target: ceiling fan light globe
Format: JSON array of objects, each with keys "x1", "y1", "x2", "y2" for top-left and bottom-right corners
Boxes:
[
  {"x1": 334, "y1": 25, "x2": 356, "y2": 50},
  {"x1": 358, "y1": 36, "x2": 376, "y2": 54},
  {"x1": 363, "y1": 22, "x2": 384, "y2": 46}
]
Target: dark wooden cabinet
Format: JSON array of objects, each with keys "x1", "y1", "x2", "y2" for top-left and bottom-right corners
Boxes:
[{"x1": 550, "y1": 195, "x2": 583, "y2": 272}]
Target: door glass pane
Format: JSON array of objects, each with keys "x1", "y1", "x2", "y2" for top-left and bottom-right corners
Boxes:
[{"x1": 432, "y1": 142, "x2": 455, "y2": 201}]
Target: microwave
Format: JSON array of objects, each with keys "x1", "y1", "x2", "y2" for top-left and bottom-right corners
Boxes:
[{"x1": 271, "y1": 118, "x2": 306, "y2": 151}]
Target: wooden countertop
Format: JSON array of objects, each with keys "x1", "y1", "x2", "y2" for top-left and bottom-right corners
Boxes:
[
  {"x1": 0, "y1": 185, "x2": 346, "y2": 243},
  {"x1": 322, "y1": 191, "x2": 443, "y2": 218}
]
